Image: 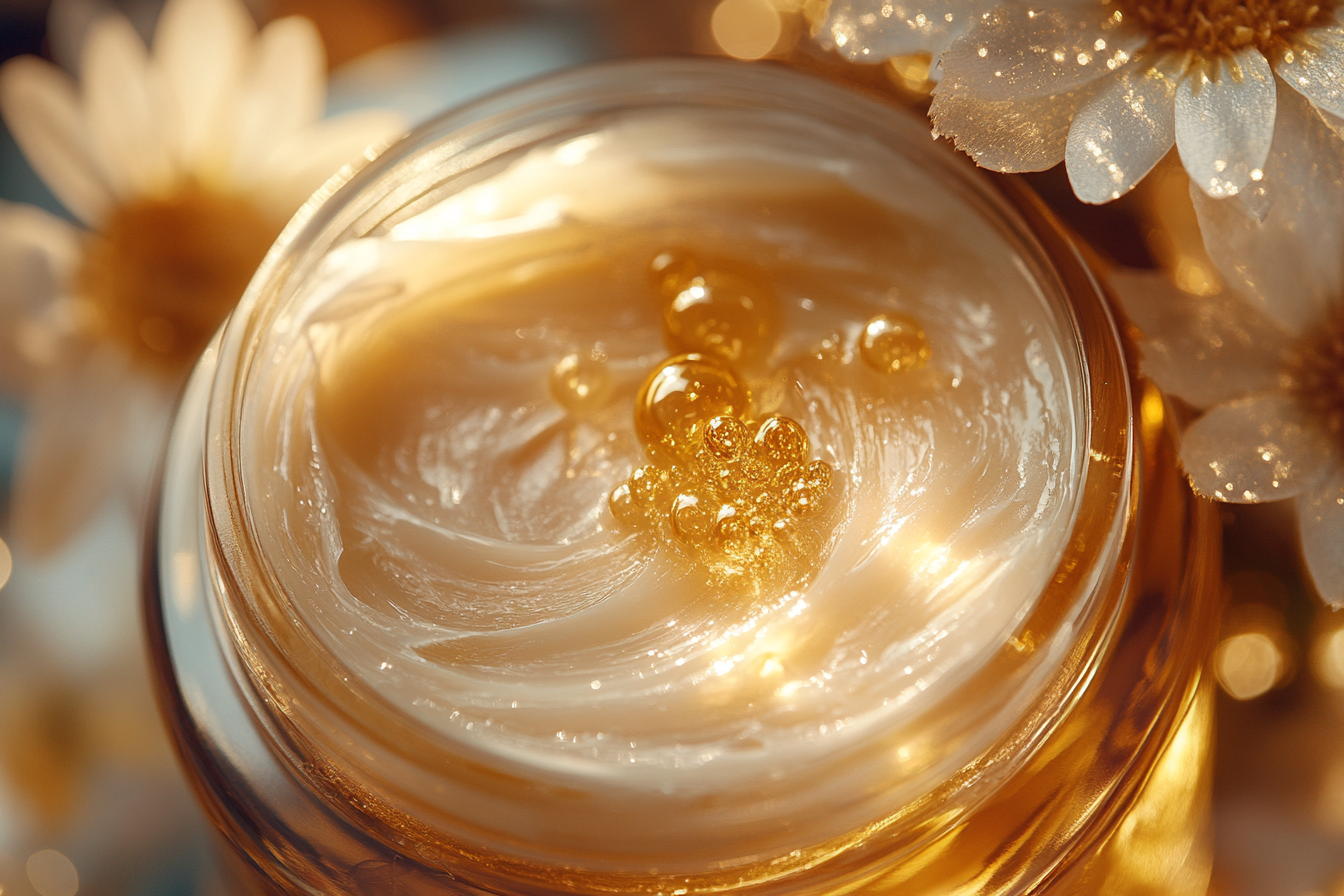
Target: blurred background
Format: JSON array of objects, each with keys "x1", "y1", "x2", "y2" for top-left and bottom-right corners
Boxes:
[{"x1": 0, "y1": 1, "x2": 1340, "y2": 894}]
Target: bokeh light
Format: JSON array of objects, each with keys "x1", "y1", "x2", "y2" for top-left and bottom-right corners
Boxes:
[
  {"x1": 1215, "y1": 631, "x2": 1284, "y2": 701},
  {"x1": 26, "y1": 850, "x2": 78, "y2": 896},
  {"x1": 1311, "y1": 625, "x2": 1344, "y2": 690},
  {"x1": 712, "y1": 0, "x2": 782, "y2": 59},
  {"x1": 0, "y1": 535, "x2": 11, "y2": 592}
]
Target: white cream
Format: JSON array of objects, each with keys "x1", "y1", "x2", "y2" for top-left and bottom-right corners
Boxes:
[{"x1": 239, "y1": 107, "x2": 1085, "y2": 863}]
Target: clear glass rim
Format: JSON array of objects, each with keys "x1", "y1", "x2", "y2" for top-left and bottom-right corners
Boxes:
[{"x1": 199, "y1": 57, "x2": 1137, "y2": 888}]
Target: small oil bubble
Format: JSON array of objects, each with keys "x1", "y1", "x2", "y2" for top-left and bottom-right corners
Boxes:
[
  {"x1": 635, "y1": 354, "x2": 750, "y2": 460},
  {"x1": 649, "y1": 248, "x2": 701, "y2": 299},
  {"x1": 651, "y1": 249, "x2": 780, "y2": 366},
  {"x1": 550, "y1": 351, "x2": 614, "y2": 416},
  {"x1": 859, "y1": 313, "x2": 931, "y2": 374},
  {"x1": 754, "y1": 416, "x2": 808, "y2": 466},
  {"x1": 663, "y1": 268, "x2": 780, "y2": 366},
  {"x1": 703, "y1": 415, "x2": 748, "y2": 460}
]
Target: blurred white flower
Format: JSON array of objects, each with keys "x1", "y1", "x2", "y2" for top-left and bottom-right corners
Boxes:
[
  {"x1": 913, "y1": 0, "x2": 1344, "y2": 205},
  {"x1": 1117, "y1": 86, "x2": 1344, "y2": 606},
  {"x1": 0, "y1": 0, "x2": 404, "y2": 553},
  {"x1": 818, "y1": 0, "x2": 997, "y2": 81}
]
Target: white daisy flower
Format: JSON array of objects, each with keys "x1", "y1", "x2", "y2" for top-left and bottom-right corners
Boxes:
[
  {"x1": 818, "y1": 0, "x2": 999, "y2": 81},
  {"x1": 1117, "y1": 86, "x2": 1344, "y2": 605},
  {"x1": 0, "y1": 0, "x2": 405, "y2": 553},
  {"x1": 921, "y1": 0, "x2": 1344, "y2": 205}
]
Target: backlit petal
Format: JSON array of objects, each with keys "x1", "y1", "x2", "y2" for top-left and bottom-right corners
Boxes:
[
  {"x1": 255, "y1": 108, "x2": 406, "y2": 218},
  {"x1": 10, "y1": 346, "x2": 135, "y2": 556},
  {"x1": 81, "y1": 14, "x2": 177, "y2": 199},
  {"x1": 229, "y1": 16, "x2": 325, "y2": 186},
  {"x1": 1192, "y1": 86, "x2": 1344, "y2": 334},
  {"x1": 1110, "y1": 268, "x2": 1291, "y2": 408},
  {"x1": 0, "y1": 203, "x2": 82, "y2": 394},
  {"x1": 1066, "y1": 59, "x2": 1177, "y2": 203},
  {"x1": 822, "y1": 0, "x2": 988, "y2": 61},
  {"x1": 931, "y1": 81, "x2": 1100, "y2": 171},
  {"x1": 1275, "y1": 25, "x2": 1344, "y2": 118},
  {"x1": 153, "y1": 0, "x2": 253, "y2": 172},
  {"x1": 937, "y1": 2, "x2": 1143, "y2": 101},
  {"x1": 1175, "y1": 48, "x2": 1276, "y2": 199},
  {"x1": 1180, "y1": 395, "x2": 1333, "y2": 503},
  {"x1": 0, "y1": 57, "x2": 112, "y2": 225},
  {"x1": 1297, "y1": 466, "x2": 1344, "y2": 607}
]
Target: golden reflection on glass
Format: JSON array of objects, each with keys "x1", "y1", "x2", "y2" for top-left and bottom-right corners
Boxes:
[
  {"x1": 1312, "y1": 625, "x2": 1344, "y2": 690},
  {"x1": 25, "y1": 850, "x2": 78, "y2": 896},
  {"x1": 1094, "y1": 685, "x2": 1214, "y2": 895},
  {"x1": 712, "y1": 0, "x2": 783, "y2": 59},
  {"x1": 1214, "y1": 632, "x2": 1284, "y2": 701}
]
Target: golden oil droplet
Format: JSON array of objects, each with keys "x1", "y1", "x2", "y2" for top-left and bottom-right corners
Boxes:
[
  {"x1": 635, "y1": 354, "x2": 750, "y2": 460},
  {"x1": 859, "y1": 313, "x2": 931, "y2": 374},
  {"x1": 753, "y1": 416, "x2": 808, "y2": 466},
  {"x1": 649, "y1": 248, "x2": 780, "y2": 367},
  {"x1": 671, "y1": 493, "x2": 712, "y2": 543},
  {"x1": 649, "y1": 248, "x2": 701, "y2": 299},
  {"x1": 703, "y1": 415, "x2": 748, "y2": 460},
  {"x1": 663, "y1": 268, "x2": 780, "y2": 366},
  {"x1": 550, "y1": 351, "x2": 613, "y2": 416}
]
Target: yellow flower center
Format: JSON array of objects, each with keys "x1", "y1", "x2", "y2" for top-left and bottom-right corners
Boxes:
[
  {"x1": 1119, "y1": 0, "x2": 1335, "y2": 59},
  {"x1": 76, "y1": 181, "x2": 283, "y2": 373},
  {"x1": 1290, "y1": 308, "x2": 1344, "y2": 438}
]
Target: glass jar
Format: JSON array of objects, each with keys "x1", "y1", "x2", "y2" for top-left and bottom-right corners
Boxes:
[{"x1": 144, "y1": 59, "x2": 1220, "y2": 896}]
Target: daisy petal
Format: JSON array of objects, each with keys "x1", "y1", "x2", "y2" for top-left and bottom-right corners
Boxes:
[
  {"x1": 0, "y1": 57, "x2": 112, "y2": 225},
  {"x1": 81, "y1": 13, "x2": 177, "y2": 199},
  {"x1": 9, "y1": 346, "x2": 135, "y2": 556},
  {"x1": 229, "y1": 16, "x2": 325, "y2": 186},
  {"x1": 822, "y1": 0, "x2": 984, "y2": 61},
  {"x1": 1175, "y1": 48, "x2": 1276, "y2": 199},
  {"x1": 937, "y1": 3, "x2": 1143, "y2": 102},
  {"x1": 1109, "y1": 268, "x2": 1291, "y2": 408},
  {"x1": 931, "y1": 82, "x2": 1101, "y2": 172},
  {"x1": 1179, "y1": 395, "x2": 1333, "y2": 503},
  {"x1": 0, "y1": 202, "x2": 82, "y2": 393},
  {"x1": 1066, "y1": 60, "x2": 1177, "y2": 203},
  {"x1": 1276, "y1": 25, "x2": 1344, "y2": 118},
  {"x1": 153, "y1": 0, "x2": 253, "y2": 172},
  {"x1": 1297, "y1": 467, "x2": 1344, "y2": 607},
  {"x1": 255, "y1": 108, "x2": 406, "y2": 218},
  {"x1": 1191, "y1": 86, "x2": 1344, "y2": 333}
]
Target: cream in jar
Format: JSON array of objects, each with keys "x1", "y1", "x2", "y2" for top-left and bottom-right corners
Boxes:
[{"x1": 234, "y1": 106, "x2": 1087, "y2": 867}]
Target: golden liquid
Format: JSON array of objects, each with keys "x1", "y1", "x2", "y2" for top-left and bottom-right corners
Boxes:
[{"x1": 605, "y1": 253, "x2": 842, "y2": 588}]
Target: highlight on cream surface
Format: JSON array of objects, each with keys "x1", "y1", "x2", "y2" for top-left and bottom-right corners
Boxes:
[{"x1": 236, "y1": 107, "x2": 1086, "y2": 862}]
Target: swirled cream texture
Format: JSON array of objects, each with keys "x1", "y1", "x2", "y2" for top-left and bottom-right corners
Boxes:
[{"x1": 242, "y1": 109, "x2": 1085, "y2": 863}]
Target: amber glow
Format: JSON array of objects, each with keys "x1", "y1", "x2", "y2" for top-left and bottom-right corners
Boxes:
[
  {"x1": 1312, "y1": 625, "x2": 1344, "y2": 689},
  {"x1": 712, "y1": 0, "x2": 783, "y2": 60},
  {"x1": 1215, "y1": 631, "x2": 1284, "y2": 700},
  {"x1": 76, "y1": 182, "x2": 282, "y2": 372}
]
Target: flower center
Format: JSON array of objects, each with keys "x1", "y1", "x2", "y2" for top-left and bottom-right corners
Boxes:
[
  {"x1": 76, "y1": 182, "x2": 283, "y2": 373},
  {"x1": 1290, "y1": 307, "x2": 1344, "y2": 440},
  {"x1": 1118, "y1": 0, "x2": 1335, "y2": 59}
]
